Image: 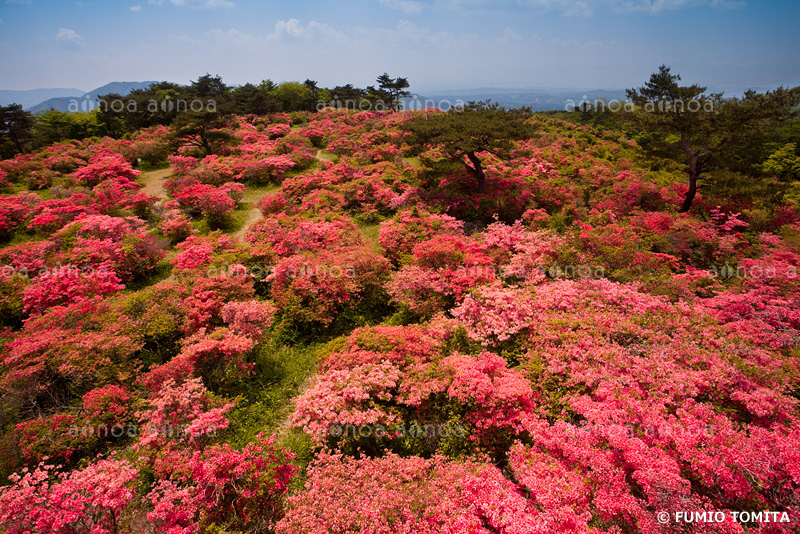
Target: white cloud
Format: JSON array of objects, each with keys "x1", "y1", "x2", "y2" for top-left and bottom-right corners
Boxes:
[
  {"x1": 56, "y1": 27, "x2": 84, "y2": 49},
  {"x1": 565, "y1": 1, "x2": 592, "y2": 15},
  {"x1": 500, "y1": 28, "x2": 523, "y2": 42},
  {"x1": 148, "y1": 0, "x2": 233, "y2": 9},
  {"x1": 267, "y1": 19, "x2": 348, "y2": 42},
  {"x1": 130, "y1": 5, "x2": 142, "y2": 11},
  {"x1": 377, "y1": 0, "x2": 425, "y2": 13},
  {"x1": 519, "y1": 0, "x2": 745, "y2": 15},
  {"x1": 521, "y1": 0, "x2": 594, "y2": 16},
  {"x1": 614, "y1": 0, "x2": 694, "y2": 13},
  {"x1": 206, "y1": 28, "x2": 259, "y2": 47},
  {"x1": 353, "y1": 19, "x2": 474, "y2": 47},
  {"x1": 710, "y1": 0, "x2": 745, "y2": 9}
]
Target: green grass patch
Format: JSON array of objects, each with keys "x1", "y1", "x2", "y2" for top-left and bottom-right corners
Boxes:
[
  {"x1": 123, "y1": 259, "x2": 174, "y2": 292},
  {"x1": 240, "y1": 183, "x2": 281, "y2": 202},
  {"x1": 357, "y1": 221, "x2": 382, "y2": 252},
  {"x1": 223, "y1": 340, "x2": 328, "y2": 451}
]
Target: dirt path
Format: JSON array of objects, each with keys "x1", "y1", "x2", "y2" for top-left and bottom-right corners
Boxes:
[
  {"x1": 231, "y1": 151, "x2": 335, "y2": 241},
  {"x1": 232, "y1": 204, "x2": 263, "y2": 240},
  {"x1": 139, "y1": 168, "x2": 171, "y2": 200},
  {"x1": 231, "y1": 187, "x2": 273, "y2": 241},
  {"x1": 315, "y1": 149, "x2": 335, "y2": 162}
]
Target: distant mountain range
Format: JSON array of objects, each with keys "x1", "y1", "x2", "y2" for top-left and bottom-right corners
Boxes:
[
  {"x1": 0, "y1": 88, "x2": 86, "y2": 110},
  {"x1": 26, "y1": 81, "x2": 161, "y2": 113},
  {"x1": 405, "y1": 88, "x2": 630, "y2": 112},
  {"x1": 4, "y1": 81, "x2": 629, "y2": 114},
  {"x1": 0, "y1": 82, "x2": 160, "y2": 113},
  {"x1": 2, "y1": 82, "x2": 775, "y2": 115}
]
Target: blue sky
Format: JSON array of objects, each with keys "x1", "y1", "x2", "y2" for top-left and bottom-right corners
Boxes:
[{"x1": 1, "y1": 0, "x2": 798, "y2": 93}]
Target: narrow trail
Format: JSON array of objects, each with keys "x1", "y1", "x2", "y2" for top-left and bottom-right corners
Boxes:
[
  {"x1": 315, "y1": 149, "x2": 335, "y2": 162},
  {"x1": 231, "y1": 187, "x2": 270, "y2": 241},
  {"x1": 231, "y1": 150, "x2": 337, "y2": 241},
  {"x1": 138, "y1": 167, "x2": 171, "y2": 200}
]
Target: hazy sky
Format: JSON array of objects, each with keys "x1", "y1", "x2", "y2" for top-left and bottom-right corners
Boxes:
[{"x1": 1, "y1": 0, "x2": 798, "y2": 92}]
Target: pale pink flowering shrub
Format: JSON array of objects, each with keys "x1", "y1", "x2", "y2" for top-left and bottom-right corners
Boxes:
[
  {"x1": 291, "y1": 323, "x2": 535, "y2": 454},
  {"x1": 277, "y1": 452, "x2": 542, "y2": 534},
  {"x1": 452, "y1": 285, "x2": 539, "y2": 344},
  {"x1": 159, "y1": 208, "x2": 194, "y2": 243},
  {"x1": 221, "y1": 299, "x2": 277, "y2": 339},
  {"x1": 0, "y1": 458, "x2": 138, "y2": 534},
  {"x1": 477, "y1": 219, "x2": 565, "y2": 284},
  {"x1": 135, "y1": 377, "x2": 235, "y2": 448}
]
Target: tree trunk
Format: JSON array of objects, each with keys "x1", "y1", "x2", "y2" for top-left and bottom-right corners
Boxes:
[
  {"x1": 11, "y1": 131, "x2": 24, "y2": 155},
  {"x1": 679, "y1": 175, "x2": 698, "y2": 213},
  {"x1": 200, "y1": 131, "x2": 212, "y2": 156},
  {"x1": 465, "y1": 151, "x2": 486, "y2": 194},
  {"x1": 678, "y1": 140, "x2": 702, "y2": 213}
]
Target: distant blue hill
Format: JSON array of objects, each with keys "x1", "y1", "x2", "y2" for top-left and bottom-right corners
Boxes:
[
  {"x1": 404, "y1": 88, "x2": 630, "y2": 112},
  {"x1": 0, "y1": 88, "x2": 85, "y2": 109},
  {"x1": 25, "y1": 81, "x2": 161, "y2": 113}
]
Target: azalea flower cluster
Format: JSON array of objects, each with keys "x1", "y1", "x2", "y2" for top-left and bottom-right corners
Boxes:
[{"x1": 0, "y1": 108, "x2": 798, "y2": 533}]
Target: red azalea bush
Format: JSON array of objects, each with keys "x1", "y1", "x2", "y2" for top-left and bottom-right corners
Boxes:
[
  {"x1": 221, "y1": 299, "x2": 277, "y2": 340},
  {"x1": 181, "y1": 267, "x2": 255, "y2": 333},
  {"x1": 387, "y1": 234, "x2": 496, "y2": 316},
  {"x1": 238, "y1": 154, "x2": 296, "y2": 184},
  {"x1": 171, "y1": 231, "x2": 248, "y2": 273},
  {"x1": 147, "y1": 433, "x2": 296, "y2": 534},
  {"x1": 277, "y1": 452, "x2": 540, "y2": 534},
  {"x1": 245, "y1": 213, "x2": 365, "y2": 257},
  {"x1": 91, "y1": 178, "x2": 157, "y2": 217},
  {"x1": 130, "y1": 125, "x2": 173, "y2": 166},
  {"x1": 267, "y1": 247, "x2": 390, "y2": 327},
  {"x1": 82, "y1": 385, "x2": 133, "y2": 427},
  {"x1": 0, "y1": 458, "x2": 139, "y2": 534},
  {"x1": 135, "y1": 377, "x2": 235, "y2": 447},
  {"x1": 291, "y1": 322, "x2": 534, "y2": 456},
  {"x1": 28, "y1": 193, "x2": 98, "y2": 234},
  {"x1": 378, "y1": 207, "x2": 464, "y2": 264},
  {"x1": 50, "y1": 214, "x2": 165, "y2": 281},
  {"x1": 1, "y1": 299, "x2": 141, "y2": 411},
  {"x1": 22, "y1": 263, "x2": 124, "y2": 315},
  {"x1": 14, "y1": 414, "x2": 84, "y2": 465},
  {"x1": 159, "y1": 208, "x2": 194, "y2": 243},
  {"x1": 173, "y1": 183, "x2": 237, "y2": 224},
  {"x1": 73, "y1": 150, "x2": 140, "y2": 187},
  {"x1": 2, "y1": 109, "x2": 800, "y2": 534},
  {"x1": 0, "y1": 193, "x2": 40, "y2": 240}
]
